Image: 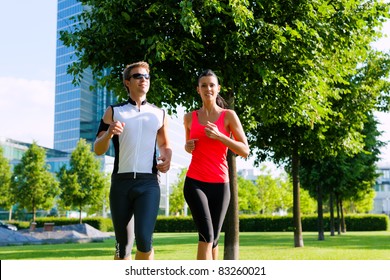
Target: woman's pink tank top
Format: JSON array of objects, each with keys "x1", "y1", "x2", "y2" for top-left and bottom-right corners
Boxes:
[{"x1": 186, "y1": 110, "x2": 230, "y2": 183}]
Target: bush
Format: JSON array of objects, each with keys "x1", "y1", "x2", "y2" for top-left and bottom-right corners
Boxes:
[
  {"x1": 32, "y1": 217, "x2": 113, "y2": 231},
  {"x1": 16, "y1": 214, "x2": 387, "y2": 232},
  {"x1": 239, "y1": 214, "x2": 388, "y2": 232},
  {"x1": 155, "y1": 216, "x2": 196, "y2": 232},
  {"x1": 239, "y1": 215, "x2": 293, "y2": 232},
  {"x1": 6, "y1": 220, "x2": 30, "y2": 230},
  {"x1": 344, "y1": 214, "x2": 389, "y2": 231}
]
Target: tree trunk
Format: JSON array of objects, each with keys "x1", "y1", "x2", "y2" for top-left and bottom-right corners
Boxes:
[
  {"x1": 340, "y1": 200, "x2": 346, "y2": 233},
  {"x1": 79, "y1": 206, "x2": 83, "y2": 224},
  {"x1": 224, "y1": 150, "x2": 239, "y2": 260},
  {"x1": 32, "y1": 203, "x2": 36, "y2": 222},
  {"x1": 329, "y1": 192, "x2": 335, "y2": 236},
  {"x1": 336, "y1": 195, "x2": 341, "y2": 235},
  {"x1": 292, "y1": 147, "x2": 304, "y2": 247},
  {"x1": 317, "y1": 184, "x2": 325, "y2": 241},
  {"x1": 8, "y1": 206, "x2": 13, "y2": 221}
]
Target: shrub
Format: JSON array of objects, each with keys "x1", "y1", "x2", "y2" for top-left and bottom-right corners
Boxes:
[{"x1": 21, "y1": 214, "x2": 388, "y2": 232}]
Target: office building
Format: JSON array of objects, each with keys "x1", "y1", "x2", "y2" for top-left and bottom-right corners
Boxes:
[
  {"x1": 0, "y1": 137, "x2": 70, "y2": 173},
  {"x1": 373, "y1": 165, "x2": 390, "y2": 215},
  {"x1": 55, "y1": 0, "x2": 116, "y2": 155}
]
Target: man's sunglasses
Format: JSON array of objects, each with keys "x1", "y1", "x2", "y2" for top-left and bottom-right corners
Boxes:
[{"x1": 130, "y1": 73, "x2": 150, "y2": 80}]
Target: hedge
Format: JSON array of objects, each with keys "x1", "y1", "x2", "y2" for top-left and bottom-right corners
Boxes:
[
  {"x1": 11, "y1": 214, "x2": 388, "y2": 232},
  {"x1": 14, "y1": 217, "x2": 114, "y2": 232},
  {"x1": 238, "y1": 214, "x2": 389, "y2": 232}
]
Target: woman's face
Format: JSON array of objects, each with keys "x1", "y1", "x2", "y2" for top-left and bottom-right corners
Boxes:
[{"x1": 197, "y1": 75, "x2": 220, "y2": 102}]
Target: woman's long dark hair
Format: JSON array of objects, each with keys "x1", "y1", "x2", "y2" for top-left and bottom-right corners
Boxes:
[{"x1": 198, "y1": 69, "x2": 229, "y2": 109}]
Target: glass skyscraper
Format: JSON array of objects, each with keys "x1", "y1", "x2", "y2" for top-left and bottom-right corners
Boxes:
[{"x1": 54, "y1": 0, "x2": 116, "y2": 154}]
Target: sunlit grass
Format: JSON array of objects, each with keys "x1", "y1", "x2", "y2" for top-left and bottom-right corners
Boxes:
[{"x1": 1, "y1": 231, "x2": 390, "y2": 260}]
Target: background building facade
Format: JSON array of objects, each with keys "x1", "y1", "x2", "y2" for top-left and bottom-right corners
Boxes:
[
  {"x1": 374, "y1": 166, "x2": 390, "y2": 215},
  {"x1": 55, "y1": 0, "x2": 116, "y2": 155}
]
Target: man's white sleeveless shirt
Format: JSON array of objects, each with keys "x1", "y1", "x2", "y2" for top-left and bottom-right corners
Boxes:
[{"x1": 112, "y1": 99, "x2": 164, "y2": 175}]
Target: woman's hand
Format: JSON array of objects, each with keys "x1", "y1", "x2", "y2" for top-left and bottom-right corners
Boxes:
[{"x1": 204, "y1": 121, "x2": 221, "y2": 139}]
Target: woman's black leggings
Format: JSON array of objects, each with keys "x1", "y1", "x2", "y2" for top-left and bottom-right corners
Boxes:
[
  {"x1": 110, "y1": 173, "x2": 160, "y2": 259},
  {"x1": 183, "y1": 176, "x2": 230, "y2": 248}
]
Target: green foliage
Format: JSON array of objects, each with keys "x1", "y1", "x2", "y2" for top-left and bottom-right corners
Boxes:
[
  {"x1": 61, "y1": 0, "x2": 390, "y2": 119},
  {"x1": 343, "y1": 189, "x2": 376, "y2": 213},
  {"x1": 300, "y1": 113, "x2": 384, "y2": 212},
  {"x1": 155, "y1": 214, "x2": 389, "y2": 232},
  {"x1": 58, "y1": 0, "x2": 390, "y2": 173},
  {"x1": 343, "y1": 214, "x2": 389, "y2": 231},
  {"x1": 238, "y1": 176, "x2": 261, "y2": 212},
  {"x1": 4, "y1": 220, "x2": 30, "y2": 230},
  {"x1": 169, "y1": 168, "x2": 187, "y2": 215},
  {"x1": 6, "y1": 213, "x2": 389, "y2": 232},
  {"x1": 238, "y1": 214, "x2": 388, "y2": 232},
  {"x1": 10, "y1": 142, "x2": 59, "y2": 221},
  {"x1": 238, "y1": 166, "x2": 318, "y2": 215},
  {"x1": 57, "y1": 139, "x2": 106, "y2": 223},
  {"x1": 155, "y1": 216, "x2": 197, "y2": 232},
  {"x1": 255, "y1": 170, "x2": 292, "y2": 214},
  {"x1": 238, "y1": 215, "x2": 292, "y2": 232},
  {"x1": 299, "y1": 188, "x2": 318, "y2": 214},
  {"x1": 33, "y1": 217, "x2": 114, "y2": 232},
  {"x1": 86, "y1": 173, "x2": 110, "y2": 216},
  {"x1": 0, "y1": 147, "x2": 12, "y2": 210}
]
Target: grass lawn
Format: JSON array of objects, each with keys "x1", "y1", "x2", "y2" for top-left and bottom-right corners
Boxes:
[{"x1": 1, "y1": 231, "x2": 390, "y2": 260}]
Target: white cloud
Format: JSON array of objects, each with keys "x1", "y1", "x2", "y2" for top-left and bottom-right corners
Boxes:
[{"x1": 0, "y1": 76, "x2": 54, "y2": 148}]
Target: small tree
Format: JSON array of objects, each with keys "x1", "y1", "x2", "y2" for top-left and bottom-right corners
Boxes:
[
  {"x1": 87, "y1": 173, "x2": 110, "y2": 217},
  {"x1": 0, "y1": 147, "x2": 13, "y2": 220},
  {"x1": 238, "y1": 176, "x2": 261, "y2": 213},
  {"x1": 169, "y1": 168, "x2": 187, "y2": 216},
  {"x1": 256, "y1": 169, "x2": 292, "y2": 215},
  {"x1": 10, "y1": 142, "x2": 59, "y2": 222},
  {"x1": 57, "y1": 139, "x2": 105, "y2": 223}
]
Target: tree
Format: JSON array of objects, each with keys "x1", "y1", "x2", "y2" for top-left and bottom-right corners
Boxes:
[
  {"x1": 57, "y1": 139, "x2": 106, "y2": 223},
  {"x1": 60, "y1": 0, "x2": 390, "y2": 252},
  {"x1": 256, "y1": 170, "x2": 291, "y2": 215},
  {"x1": 10, "y1": 142, "x2": 59, "y2": 222},
  {"x1": 343, "y1": 190, "x2": 376, "y2": 213},
  {"x1": 334, "y1": 113, "x2": 384, "y2": 232},
  {"x1": 237, "y1": 176, "x2": 261, "y2": 213},
  {"x1": 86, "y1": 173, "x2": 111, "y2": 217},
  {"x1": 253, "y1": 167, "x2": 316, "y2": 215},
  {"x1": 0, "y1": 147, "x2": 13, "y2": 220},
  {"x1": 300, "y1": 112, "x2": 385, "y2": 238},
  {"x1": 169, "y1": 168, "x2": 187, "y2": 216}
]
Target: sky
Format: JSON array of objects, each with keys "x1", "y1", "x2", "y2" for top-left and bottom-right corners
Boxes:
[{"x1": 0, "y1": 1, "x2": 389, "y2": 170}]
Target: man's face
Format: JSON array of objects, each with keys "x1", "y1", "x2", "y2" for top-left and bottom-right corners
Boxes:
[{"x1": 125, "y1": 66, "x2": 150, "y2": 96}]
